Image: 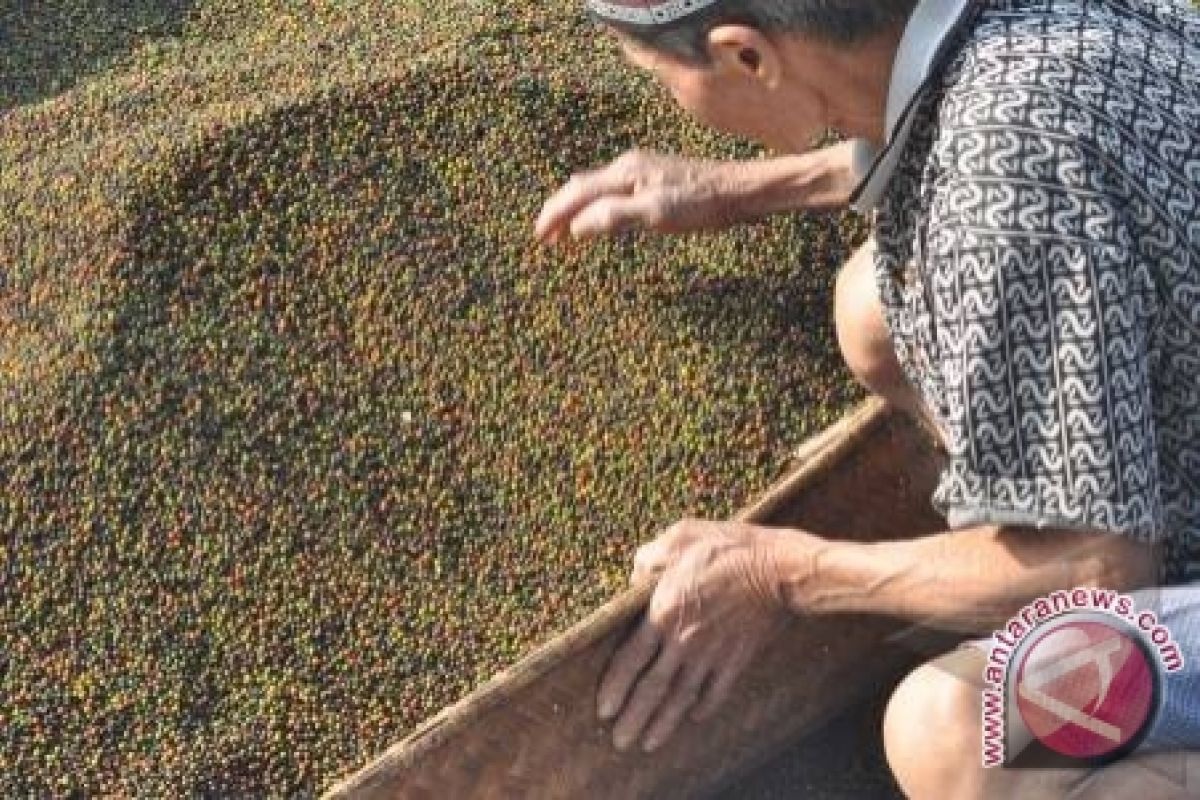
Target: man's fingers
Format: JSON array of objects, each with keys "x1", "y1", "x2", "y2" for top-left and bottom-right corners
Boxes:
[
  {"x1": 641, "y1": 662, "x2": 711, "y2": 752},
  {"x1": 633, "y1": 540, "x2": 668, "y2": 579},
  {"x1": 689, "y1": 647, "x2": 752, "y2": 723},
  {"x1": 534, "y1": 169, "x2": 634, "y2": 243},
  {"x1": 609, "y1": 643, "x2": 683, "y2": 752},
  {"x1": 629, "y1": 564, "x2": 663, "y2": 587},
  {"x1": 568, "y1": 193, "x2": 664, "y2": 240},
  {"x1": 597, "y1": 618, "x2": 660, "y2": 723}
]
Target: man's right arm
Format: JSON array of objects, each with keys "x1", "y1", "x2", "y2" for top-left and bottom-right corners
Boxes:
[{"x1": 533, "y1": 140, "x2": 862, "y2": 245}]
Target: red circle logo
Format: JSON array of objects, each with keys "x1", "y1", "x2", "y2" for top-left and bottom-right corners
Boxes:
[{"x1": 1015, "y1": 619, "x2": 1157, "y2": 760}]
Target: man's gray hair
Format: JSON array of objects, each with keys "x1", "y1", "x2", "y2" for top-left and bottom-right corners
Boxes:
[{"x1": 600, "y1": 0, "x2": 919, "y2": 64}]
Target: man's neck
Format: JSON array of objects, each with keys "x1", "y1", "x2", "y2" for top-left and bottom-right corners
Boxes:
[{"x1": 784, "y1": 27, "x2": 903, "y2": 147}]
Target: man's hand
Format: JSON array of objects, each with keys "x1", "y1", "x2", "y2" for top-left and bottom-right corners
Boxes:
[
  {"x1": 534, "y1": 150, "x2": 753, "y2": 244},
  {"x1": 598, "y1": 519, "x2": 804, "y2": 754},
  {"x1": 534, "y1": 142, "x2": 860, "y2": 245}
]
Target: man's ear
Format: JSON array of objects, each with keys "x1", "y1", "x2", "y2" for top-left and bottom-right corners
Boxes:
[{"x1": 706, "y1": 25, "x2": 782, "y2": 87}]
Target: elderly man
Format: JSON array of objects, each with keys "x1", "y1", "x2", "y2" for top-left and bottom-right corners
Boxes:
[{"x1": 535, "y1": 0, "x2": 1200, "y2": 797}]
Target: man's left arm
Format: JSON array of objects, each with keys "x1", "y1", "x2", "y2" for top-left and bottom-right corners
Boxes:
[{"x1": 772, "y1": 520, "x2": 1164, "y2": 634}]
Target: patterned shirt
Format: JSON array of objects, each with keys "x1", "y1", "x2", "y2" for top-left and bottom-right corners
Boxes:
[{"x1": 868, "y1": 0, "x2": 1200, "y2": 585}]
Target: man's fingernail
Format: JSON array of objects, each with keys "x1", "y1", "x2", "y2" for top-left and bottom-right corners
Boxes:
[
  {"x1": 598, "y1": 698, "x2": 615, "y2": 719},
  {"x1": 613, "y1": 732, "x2": 630, "y2": 751},
  {"x1": 643, "y1": 736, "x2": 660, "y2": 752}
]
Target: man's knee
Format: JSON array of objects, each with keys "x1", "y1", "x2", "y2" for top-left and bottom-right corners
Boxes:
[
  {"x1": 884, "y1": 650, "x2": 984, "y2": 799},
  {"x1": 833, "y1": 239, "x2": 909, "y2": 400}
]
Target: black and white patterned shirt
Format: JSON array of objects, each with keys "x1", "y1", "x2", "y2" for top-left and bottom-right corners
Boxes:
[{"x1": 867, "y1": 0, "x2": 1200, "y2": 585}]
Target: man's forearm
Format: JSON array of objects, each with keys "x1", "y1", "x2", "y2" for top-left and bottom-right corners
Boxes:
[
  {"x1": 733, "y1": 140, "x2": 861, "y2": 217},
  {"x1": 773, "y1": 524, "x2": 1163, "y2": 635}
]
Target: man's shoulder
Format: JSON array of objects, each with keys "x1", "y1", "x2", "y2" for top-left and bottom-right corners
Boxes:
[
  {"x1": 953, "y1": 0, "x2": 1200, "y2": 71},
  {"x1": 876, "y1": 0, "x2": 1199, "y2": 261},
  {"x1": 933, "y1": 0, "x2": 1200, "y2": 135},
  {"x1": 894, "y1": 0, "x2": 1200, "y2": 233}
]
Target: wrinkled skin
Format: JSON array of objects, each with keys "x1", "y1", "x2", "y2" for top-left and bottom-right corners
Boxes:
[{"x1": 597, "y1": 520, "x2": 816, "y2": 753}]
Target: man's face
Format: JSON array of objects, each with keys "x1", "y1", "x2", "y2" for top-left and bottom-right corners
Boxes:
[{"x1": 613, "y1": 28, "x2": 828, "y2": 154}]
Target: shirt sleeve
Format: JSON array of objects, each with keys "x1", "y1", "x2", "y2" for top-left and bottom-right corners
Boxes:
[{"x1": 914, "y1": 123, "x2": 1170, "y2": 553}]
